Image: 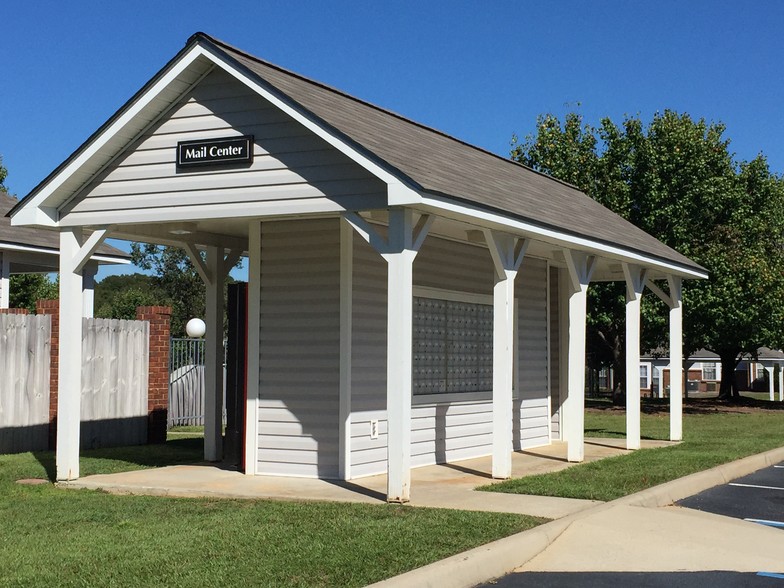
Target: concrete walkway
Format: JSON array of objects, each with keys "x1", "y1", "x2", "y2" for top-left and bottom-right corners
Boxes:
[
  {"x1": 369, "y1": 445, "x2": 784, "y2": 587},
  {"x1": 64, "y1": 439, "x2": 784, "y2": 586},
  {"x1": 65, "y1": 438, "x2": 671, "y2": 519}
]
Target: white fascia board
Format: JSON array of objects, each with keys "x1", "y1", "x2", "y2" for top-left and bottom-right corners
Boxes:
[
  {"x1": 195, "y1": 44, "x2": 422, "y2": 206},
  {"x1": 12, "y1": 45, "x2": 213, "y2": 227},
  {"x1": 418, "y1": 194, "x2": 708, "y2": 280},
  {"x1": 0, "y1": 242, "x2": 127, "y2": 264},
  {"x1": 87, "y1": 255, "x2": 131, "y2": 266}
]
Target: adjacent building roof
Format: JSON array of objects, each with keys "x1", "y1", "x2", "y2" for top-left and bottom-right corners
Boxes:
[{"x1": 1, "y1": 191, "x2": 127, "y2": 261}]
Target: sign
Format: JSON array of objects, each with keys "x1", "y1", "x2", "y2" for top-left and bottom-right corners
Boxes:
[{"x1": 176, "y1": 135, "x2": 254, "y2": 169}]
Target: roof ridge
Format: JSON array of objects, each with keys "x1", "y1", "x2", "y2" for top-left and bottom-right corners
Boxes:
[{"x1": 194, "y1": 33, "x2": 584, "y2": 194}]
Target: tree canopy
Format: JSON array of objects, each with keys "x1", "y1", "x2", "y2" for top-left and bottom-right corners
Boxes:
[
  {"x1": 513, "y1": 110, "x2": 784, "y2": 399},
  {"x1": 9, "y1": 274, "x2": 58, "y2": 313}
]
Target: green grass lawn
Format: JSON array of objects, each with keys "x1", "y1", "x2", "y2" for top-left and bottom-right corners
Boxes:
[
  {"x1": 482, "y1": 402, "x2": 784, "y2": 501},
  {"x1": 0, "y1": 439, "x2": 543, "y2": 588}
]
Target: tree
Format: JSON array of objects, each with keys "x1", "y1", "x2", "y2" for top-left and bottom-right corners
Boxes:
[
  {"x1": 8, "y1": 274, "x2": 58, "y2": 312},
  {"x1": 95, "y1": 274, "x2": 163, "y2": 320},
  {"x1": 129, "y1": 244, "x2": 240, "y2": 337},
  {"x1": 130, "y1": 244, "x2": 205, "y2": 336},
  {"x1": 0, "y1": 155, "x2": 7, "y2": 189},
  {"x1": 513, "y1": 110, "x2": 784, "y2": 400}
]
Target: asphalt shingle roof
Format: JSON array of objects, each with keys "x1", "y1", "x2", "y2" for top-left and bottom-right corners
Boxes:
[
  {"x1": 0, "y1": 191, "x2": 127, "y2": 258},
  {"x1": 201, "y1": 33, "x2": 705, "y2": 275}
]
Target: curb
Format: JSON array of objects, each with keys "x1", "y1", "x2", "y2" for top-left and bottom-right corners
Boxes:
[{"x1": 366, "y1": 445, "x2": 784, "y2": 588}]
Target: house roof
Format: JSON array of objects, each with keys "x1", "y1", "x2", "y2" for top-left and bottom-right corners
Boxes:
[
  {"x1": 9, "y1": 32, "x2": 705, "y2": 276},
  {"x1": 0, "y1": 191, "x2": 127, "y2": 260}
]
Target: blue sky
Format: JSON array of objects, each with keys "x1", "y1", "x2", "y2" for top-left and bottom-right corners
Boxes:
[{"x1": 3, "y1": 1, "x2": 783, "y2": 280}]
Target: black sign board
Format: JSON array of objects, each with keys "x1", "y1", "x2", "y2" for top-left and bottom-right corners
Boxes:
[{"x1": 176, "y1": 135, "x2": 254, "y2": 169}]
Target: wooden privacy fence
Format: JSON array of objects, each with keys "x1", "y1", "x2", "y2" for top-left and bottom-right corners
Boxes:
[
  {"x1": 0, "y1": 314, "x2": 51, "y2": 453},
  {"x1": 0, "y1": 303, "x2": 171, "y2": 454},
  {"x1": 81, "y1": 318, "x2": 149, "y2": 449}
]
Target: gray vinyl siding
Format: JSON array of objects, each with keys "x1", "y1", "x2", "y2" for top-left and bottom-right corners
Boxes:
[
  {"x1": 549, "y1": 266, "x2": 561, "y2": 439},
  {"x1": 63, "y1": 68, "x2": 386, "y2": 221},
  {"x1": 350, "y1": 231, "x2": 388, "y2": 478},
  {"x1": 349, "y1": 234, "x2": 552, "y2": 478},
  {"x1": 514, "y1": 258, "x2": 550, "y2": 450},
  {"x1": 257, "y1": 219, "x2": 340, "y2": 478}
]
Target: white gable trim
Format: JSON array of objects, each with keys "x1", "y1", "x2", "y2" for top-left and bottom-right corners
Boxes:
[
  {"x1": 12, "y1": 45, "x2": 216, "y2": 227},
  {"x1": 0, "y1": 242, "x2": 128, "y2": 265},
  {"x1": 12, "y1": 39, "x2": 420, "y2": 229},
  {"x1": 418, "y1": 192, "x2": 708, "y2": 280}
]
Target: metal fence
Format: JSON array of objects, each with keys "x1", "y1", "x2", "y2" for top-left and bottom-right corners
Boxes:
[{"x1": 168, "y1": 338, "x2": 226, "y2": 428}]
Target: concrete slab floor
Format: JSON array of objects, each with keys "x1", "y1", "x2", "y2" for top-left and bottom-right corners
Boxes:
[{"x1": 64, "y1": 438, "x2": 676, "y2": 520}]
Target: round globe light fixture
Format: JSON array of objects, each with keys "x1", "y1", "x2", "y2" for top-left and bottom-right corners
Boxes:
[{"x1": 185, "y1": 318, "x2": 207, "y2": 338}]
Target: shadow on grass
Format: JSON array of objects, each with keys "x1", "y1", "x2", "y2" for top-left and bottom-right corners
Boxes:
[
  {"x1": 584, "y1": 430, "x2": 661, "y2": 443},
  {"x1": 33, "y1": 438, "x2": 204, "y2": 482}
]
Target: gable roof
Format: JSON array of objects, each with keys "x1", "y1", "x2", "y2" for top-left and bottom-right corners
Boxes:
[
  {"x1": 202, "y1": 34, "x2": 704, "y2": 276},
  {"x1": 9, "y1": 32, "x2": 705, "y2": 277},
  {"x1": 1, "y1": 191, "x2": 127, "y2": 260}
]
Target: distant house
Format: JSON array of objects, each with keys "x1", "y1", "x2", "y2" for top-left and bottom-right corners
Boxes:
[
  {"x1": 638, "y1": 348, "x2": 784, "y2": 400},
  {"x1": 0, "y1": 191, "x2": 128, "y2": 313},
  {"x1": 8, "y1": 33, "x2": 707, "y2": 502}
]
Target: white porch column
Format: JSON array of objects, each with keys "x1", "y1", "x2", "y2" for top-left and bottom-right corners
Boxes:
[
  {"x1": 766, "y1": 366, "x2": 775, "y2": 401},
  {"x1": 57, "y1": 229, "x2": 84, "y2": 481},
  {"x1": 55, "y1": 227, "x2": 110, "y2": 481},
  {"x1": 0, "y1": 251, "x2": 9, "y2": 309},
  {"x1": 204, "y1": 245, "x2": 226, "y2": 462},
  {"x1": 82, "y1": 262, "x2": 98, "y2": 318},
  {"x1": 623, "y1": 264, "x2": 647, "y2": 451},
  {"x1": 778, "y1": 364, "x2": 783, "y2": 402},
  {"x1": 244, "y1": 221, "x2": 262, "y2": 475},
  {"x1": 668, "y1": 276, "x2": 683, "y2": 441},
  {"x1": 484, "y1": 230, "x2": 527, "y2": 479},
  {"x1": 647, "y1": 276, "x2": 684, "y2": 441},
  {"x1": 562, "y1": 250, "x2": 595, "y2": 462},
  {"x1": 343, "y1": 208, "x2": 432, "y2": 502}
]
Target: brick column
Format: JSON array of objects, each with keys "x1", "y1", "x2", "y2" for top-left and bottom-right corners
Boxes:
[
  {"x1": 136, "y1": 306, "x2": 171, "y2": 444},
  {"x1": 36, "y1": 299, "x2": 59, "y2": 449}
]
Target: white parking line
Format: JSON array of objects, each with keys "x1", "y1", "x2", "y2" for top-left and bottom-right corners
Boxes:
[
  {"x1": 729, "y1": 482, "x2": 784, "y2": 491},
  {"x1": 774, "y1": 465, "x2": 784, "y2": 469},
  {"x1": 745, "y1": 518, "x2": 784, "y2": 528}
]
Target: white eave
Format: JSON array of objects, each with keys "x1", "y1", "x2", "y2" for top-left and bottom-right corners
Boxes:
[{"x1": 418, "y1": 192, "x2": 709, "y2": 280}]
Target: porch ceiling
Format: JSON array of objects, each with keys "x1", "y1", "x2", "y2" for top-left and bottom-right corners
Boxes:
[{"x1": 101, "y1": 210, "x2": 678, "y2": 283}]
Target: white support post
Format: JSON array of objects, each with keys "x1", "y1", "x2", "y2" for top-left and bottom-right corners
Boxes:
[
  {"x1": 243, "y1": 221, "x2": 261, "y2": 475},
  {"x1": 778, "y1": 364, "x2": 783, "y2": 402},
  {"x1": 484, "y1": 230, "x2": 527, "y2": 479},
  {"x1": 204, "y1": 245, "x2": 226, "y2": 462},
  {"x1": 562, "y1": 250, "x2": 595, "y2": 462},
  {"x1": 668, "y1": 276, "x2": 683, "y2": 441},
  {"x1": 82, "y1": 262, "x2": 98, "y2": 318},
  {"x1": 0, "y1": 251, "x2": 9, "y2": 309},
  {"x1": 343, "y1": 208, "x2": 432, "y2": 503},
  {"x1": 623, "y1": 264, "x2": 647, "y2": 451},
  {"x1": 57, "y1": 229, "x2": 85, "y2": 481},
  {"x1": 766, "y1": 366, "x2": 775, "y2": 401},
  {"x1": 339, "y1": 218, "x2": 353, "y2": 481}
]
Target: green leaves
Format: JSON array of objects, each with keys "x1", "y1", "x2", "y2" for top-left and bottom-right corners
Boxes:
[{"x1": 514, "y1": 111, "x2": 784, "y2": 397}]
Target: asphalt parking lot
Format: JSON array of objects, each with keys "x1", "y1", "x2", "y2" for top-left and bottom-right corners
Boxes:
[{"x1": 677, "y1": 461, "x2": 784, "y2": 529}]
